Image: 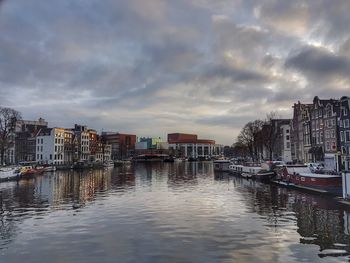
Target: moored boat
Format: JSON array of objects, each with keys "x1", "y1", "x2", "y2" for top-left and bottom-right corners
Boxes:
[
  {"x1": 43, "y1": 165, "x2": 56, "y2": 172},
  {"x1": 274, "y1": 165, "x2": 342, "y2": 194},
  {"x1": 0, "y1": 166, "x2": 20, "y2": 182},
  {"x1": 214, "y1": 160, "x2": 231, "y2": 172},
  {"x1": 229, "y1": 162, "x2": 275, "y2": 182},
  {"x1": 19, "y1": 165, "x2": 45, "y2": 178}
]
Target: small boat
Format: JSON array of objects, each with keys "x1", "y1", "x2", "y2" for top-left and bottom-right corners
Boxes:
[
  {"x1": 214, "y1": 160, "x2": 231, "y2": 172},
  {"x1": 0, "y1": 166, "x2": 19, "y2": 182},
  {"x1": 19, "y1": 165, "x2": 45, "y2": 178},
  {"x1": 43, "y1": 165, "x2": 56, "y2": 172}
]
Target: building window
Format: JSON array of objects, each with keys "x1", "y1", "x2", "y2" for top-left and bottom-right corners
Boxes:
[
  {"x1": 286, "y1": 135, "x2": 290, "y2": 140},
  {"x1": 286, "y1": 142, "x2": 290, "y2": 149},
  {"x1": 286, "y1": 129, "x2": 289, "y2": 134},
  {"x1": 50, "y1": 154, "x2": 52, "y2": 160},
  {"x1": 37, "y1": 154, "x2": 39, "y2": 159},
  {"x1": 37, "y1": 138, "x2": 40, "y2": 144},
  {"x1": 320, "y1": 131, "x2": 323, "y2": 141},
  {"x1": 341, "y1": 131, "x2": 344, "y2": 142},
  {"x1": 326, "y1": 142, "x2": 330, "y2": 151},
  {"x1": 332, "y1": 119, "x2": 336, "y2": 126},
  {"x1": 345, "y1": 119, "x2": 350, "y2": 128},
  {"x1": 331, "y1": 129, "x2": 335, "y2": 138},
  {"x1": 41, "y1": 154, "x2": 43, "y2": 160},
  {"x1": 346, "y1": 131, "x2": 350, "y2": 142},
  {"x1": 325, "y1": 131, "x2": 330, "y2": 139},
  {"x1": 41, "y1": 138, "x2": 43, "y2": 144}
]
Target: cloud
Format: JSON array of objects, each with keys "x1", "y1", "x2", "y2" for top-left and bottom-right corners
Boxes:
[
  {"x1": 285, "y1": 46, "x2": 350, "y2": 76},
  {"x1": 0, "y1": 0, "x2": 350, "y2": 145}
]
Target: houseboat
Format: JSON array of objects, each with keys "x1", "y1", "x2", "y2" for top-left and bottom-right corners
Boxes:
[
  {"x1": 213, "y1": 160, "x2": 231, "y2": 172},
  {"x1": 274, "y1": 165, "x2": 342, "y2": 194},
  {"x1": 229, "y1": 162, "x2": 275, "y2": 181}
]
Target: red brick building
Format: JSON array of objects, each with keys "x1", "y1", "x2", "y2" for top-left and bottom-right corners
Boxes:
[{"x1": 102, "y1": 132, "x2": 136, "y2": 159}]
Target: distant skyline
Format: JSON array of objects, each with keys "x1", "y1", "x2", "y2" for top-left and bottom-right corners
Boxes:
[{"x1": 1, "y1": 1, "x2": 350, "y2": 145}]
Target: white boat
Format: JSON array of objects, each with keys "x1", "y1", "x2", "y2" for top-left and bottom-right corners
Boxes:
[
  {"x1": 0, "y1": 167, "x2": 19, "y2": 182},
  {"x1": 43, "y1": 165, "x2": 56, "y2": 172},
  {"x1": 229, "y1": 163, "x2": 275, "y2": 181},
  {"x1": 214, "y1": 160, "x2": 231, "y2": 172}
]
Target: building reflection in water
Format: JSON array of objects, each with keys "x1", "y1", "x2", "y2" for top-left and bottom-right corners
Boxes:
[
  {"x1": 1, "y1": 164, "x2": 350, "y2": 260},
  {"x1": 215, "y1": 173, "x2": 350, "y2": 258}
]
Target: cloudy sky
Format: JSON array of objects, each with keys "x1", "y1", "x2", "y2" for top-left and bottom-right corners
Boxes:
[{"x1": 1, "y1": 0, "x2": 350, "y2": 145}]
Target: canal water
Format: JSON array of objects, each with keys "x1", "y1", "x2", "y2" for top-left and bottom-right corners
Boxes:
[{"x1": 1, "y1": 162, "x2": 350, "y2": 263}]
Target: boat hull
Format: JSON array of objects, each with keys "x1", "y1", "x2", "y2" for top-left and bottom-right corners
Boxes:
[
  {"x1": 0, "y1": 167, "x2": 19, "y2": 182},
  {"x1": 275, "y1": 166, "x2": 342, "y2": 194}
]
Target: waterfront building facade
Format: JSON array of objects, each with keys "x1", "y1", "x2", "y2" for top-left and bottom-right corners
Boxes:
[
  {"x1": 280, "y1": 124, "x2": 292, "y2": 162},
  {"x1": 64, "y1": 129, "x2": 74, "y2": 164},
  {"x1": 340, "y1": 96, "x2": 350, "y2": 170},
  {"x1": 167, "y1": 133, "x2": 219, "y2": 158},
  {"x1": 291, "y1": 96, "x2": 344, "y2": 171},
  {"x1": 102, "y1": 132, "x2": 136, "y2": 160},
  {"x1": 88, "y1": 129, "x2": 98, "y2": 161},
  {"x1": 73, "y1": 124, "x2": 90, "y2": 161},
  {"x1": 14, "y1": 118, "x2": 48, "y2": 164},
  {"x1": 322, "y1": 99, "x2": 340, "y2": 171},
  {"x1": 291, "y1": 102, "x2": 312, "y2": 163},
  {"x1": 36, "y1": 127, "x2": 65, "y2": 165}
]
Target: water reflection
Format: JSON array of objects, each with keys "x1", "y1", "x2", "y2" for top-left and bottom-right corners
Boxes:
[{"x1": 0, "y1": 163, "x2": 350, "y2": 262}]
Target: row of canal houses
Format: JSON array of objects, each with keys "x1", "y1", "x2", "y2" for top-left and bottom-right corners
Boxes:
[
  {"x1": 5, "y1": 119, "x2": 222, "y2": 166},
  {"x1": 5, "y1": 119, "x2": 138, "y2": 165},
  {"x1": 291, "y1": 96, "x2": 350, "y2": 171}
]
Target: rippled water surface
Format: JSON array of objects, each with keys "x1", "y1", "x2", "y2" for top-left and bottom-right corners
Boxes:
[{"x1": 1, "y1": 162, "x2": 350, "y2": 262}]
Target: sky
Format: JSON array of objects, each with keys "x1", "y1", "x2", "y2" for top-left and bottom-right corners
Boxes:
[{"x1": 1, "y1": 0, "x2": 350, "y2": 145}]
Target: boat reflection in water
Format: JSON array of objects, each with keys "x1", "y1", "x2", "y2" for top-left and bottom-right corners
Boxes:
[{"x1": 1, "y1": 162, "x2": 350, "y2": 262}]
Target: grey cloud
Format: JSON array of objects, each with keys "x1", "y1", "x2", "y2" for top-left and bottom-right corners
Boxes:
[
  {"x1": 1, "y1": 0, "x2": 350, "y2": 145},
  {"x1": 285, "y1": 46, "x2": 350, "y2": 76}
]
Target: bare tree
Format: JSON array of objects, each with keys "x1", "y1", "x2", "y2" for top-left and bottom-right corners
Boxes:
[
  {"x1": 261, "y1": 111, "x2": 280, "y2": 160},
  {"x1": 0, "y1": 107, "x2": 21, "y2": 165},
  {"x1": 237, "y1": 120, "x2": 264, "y2": 161},
  {"x1": 232, "y1": 141, "x2": 249, "y2": 158}
]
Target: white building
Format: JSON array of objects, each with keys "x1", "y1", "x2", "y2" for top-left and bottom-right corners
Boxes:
[
  {"x1": 281, "y1": 124, "x2": 292, "y2": 162},
  {"x1": 36, "y1": 128, "x2": 65, "y2": 165}
]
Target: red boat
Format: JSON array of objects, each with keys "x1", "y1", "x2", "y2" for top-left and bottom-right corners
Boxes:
[
  {"x1": 275, "y1": 165, "x2": 342, "y2": 194},
  {"x1": 19, "y1": 165, "x2": 45, "y2": 178}
]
